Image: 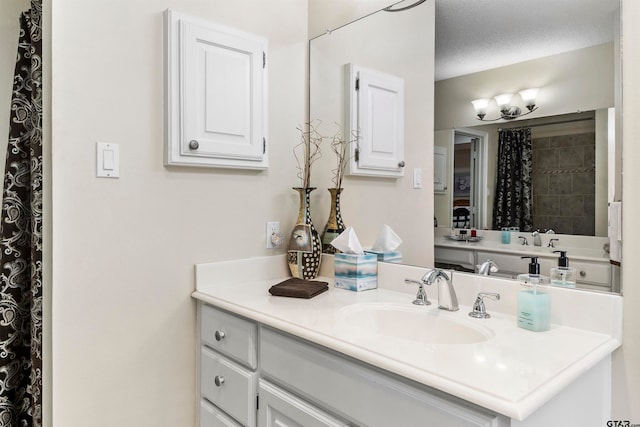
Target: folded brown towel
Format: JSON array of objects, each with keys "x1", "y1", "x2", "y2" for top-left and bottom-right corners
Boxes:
[{"x1": 268, "y1": 278, "x2": 329, "y2": 299}]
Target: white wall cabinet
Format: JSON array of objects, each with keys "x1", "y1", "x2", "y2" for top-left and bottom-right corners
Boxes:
[
  {"x1": 434, "y1": 145, "x2": 448, "y2": 193},
  {"x1": 347, "y1": 64, "x2": 405, "y2": 178},
  {"x1": 165, "y1": 10, "x2": 268, "y2": 169},
  {"x1": 197, "y1": 303, "x2": 505, "y2": 427}
]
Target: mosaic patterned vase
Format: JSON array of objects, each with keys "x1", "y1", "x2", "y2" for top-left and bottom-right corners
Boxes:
[
  {"x1": 321, "y1": 188, "x2": 345, "y2": 254},
  {"x1": 287, "y1": 187, "x2": 322, "y2": 279}
]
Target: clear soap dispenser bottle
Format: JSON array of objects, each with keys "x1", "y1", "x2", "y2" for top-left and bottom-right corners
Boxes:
[
  {"x1": 516, "y1": 256, "x2": 551, "y2": 332},
  {"x1": 550, "y1": 250, "x2": 576, "y2": 288}
]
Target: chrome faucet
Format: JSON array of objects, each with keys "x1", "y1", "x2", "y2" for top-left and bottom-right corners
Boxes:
[
  {"x1": 532, "y1": 230, "x2": 542, "y2": 246},
  {"x1": 468, "y1": 292, "x2": 501, "y2": 319},
  {"x1": 547, "y1": 238, "x2": 559, "y2": 248},
  {"x1": 404, "y1": 268, "x2": 458, "y2": 311},
  {"x1": 404, "y1": 278, "x2": 430, "y2": 306},
  {"x1": 477, "y1": 259, "x2": 499, "y2": 276},
  {"x1": 518, "y1": 236, "x2": 529, "y2": 245},
  {"x1": 423, "y1": 269, "x2": 459, "y2": 312}
]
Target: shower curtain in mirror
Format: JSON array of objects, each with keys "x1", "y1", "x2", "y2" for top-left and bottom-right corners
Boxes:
[
  {"x1": 492, "y1": 128, "x2": 533, "y2": 232},
  {"x1": 0, "y1": 2, "x2": 43, "y2": 426}
]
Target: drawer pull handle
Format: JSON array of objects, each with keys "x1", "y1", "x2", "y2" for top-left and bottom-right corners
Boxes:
[
  {"x1": 214, "y1": 375, "x2": 225, "y2": 387},
  {"x1": 214, "y1": 330, "x2": 226, "y2": 341},
  {"x1": 580, "y1": 270, "x2": 586, "y2": 277}
]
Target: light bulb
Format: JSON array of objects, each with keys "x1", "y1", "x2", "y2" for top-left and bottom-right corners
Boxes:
[{"x1": 494, "y1": 94, "x2": 513, "y2": 110}]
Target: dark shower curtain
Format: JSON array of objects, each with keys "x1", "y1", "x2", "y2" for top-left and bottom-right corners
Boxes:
[
  {"x1": 0, "y1": 2, "x2": 43, "y2": 426},
  {"x1": 492, "y1": 128, "x2": 533, "y2": 232}
]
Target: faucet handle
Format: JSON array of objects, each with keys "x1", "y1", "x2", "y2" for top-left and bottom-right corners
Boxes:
[
  {"x1": 404, "y1": 278, "x2": 431, "y2": 306},
  {"x1": 518, "y1": 236, "x2": 528, "y2": 245},
  {"x1": 468, "y1": 292, "x2": 500, "y2": 319},
  {"x1": 547, "y1": 238, "x2": 559, "y2": 248}
]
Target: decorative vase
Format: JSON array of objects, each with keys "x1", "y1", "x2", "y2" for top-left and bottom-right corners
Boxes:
[
  {"x1": 321, "y1": 188, "x2": 345, "y2": 254},
  {"x1": 287, "y1": 187, "x2": 322, "y2": 279}
]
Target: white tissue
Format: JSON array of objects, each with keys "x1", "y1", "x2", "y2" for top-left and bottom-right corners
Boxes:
[
  {"x1": 370, "y1": 224, "x2": 402, "y2": 251},
  {"x1": 330, "y1": 226, "x2": 365, "y2": 255}
]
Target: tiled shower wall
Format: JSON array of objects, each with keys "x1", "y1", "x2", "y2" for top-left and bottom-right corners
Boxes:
[{"x1": 531, "y1": 132, "x2": 596, "y2": 235}]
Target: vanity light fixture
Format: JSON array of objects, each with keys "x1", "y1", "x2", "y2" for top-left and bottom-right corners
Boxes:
[{"x1": 471, "y1": 88, "x2": 540, "y2": 121}]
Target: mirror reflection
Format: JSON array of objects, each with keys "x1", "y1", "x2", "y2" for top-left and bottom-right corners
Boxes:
[{"x1": 309, "y1": 0, "x2": 621, "y2": 294}]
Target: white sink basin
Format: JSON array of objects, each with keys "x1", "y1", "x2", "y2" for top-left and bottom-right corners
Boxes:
[{"x1": 337, "y1": 303, "x2": 494, "y2": 345}]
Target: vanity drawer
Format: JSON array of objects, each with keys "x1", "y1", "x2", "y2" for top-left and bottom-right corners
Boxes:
[
  {"x1": 571, "y1": 260, "x2": 610, "y2": 286},
  {"x1": 260, "y1": 327, "x2": 501, "y2": 427},
  {"x1": 201, "y1": 304, "x2": 258, "y2": 369},
  {"x1": 201, "y1": 347, "x2": 257, "y2": 427},
  {"x1": 200, "y1": 399, "x2": 242, "y2": 427},
  {"x1": 258, "y1": 380, "x2": 349, "y2": 427},
  {"x1": 435, "y1": 247, "x2": 475, "y2": 269}
]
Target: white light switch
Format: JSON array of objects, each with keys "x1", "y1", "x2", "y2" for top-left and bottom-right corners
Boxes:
[
  {"x1": 413, "y1": 168, "x2": 422, "y2": 189},
  {"x1": 97, "y1": 142, "x2": 120, "y2": 178}
]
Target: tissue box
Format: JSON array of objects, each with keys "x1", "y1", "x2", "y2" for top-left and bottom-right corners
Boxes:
[
  {"x1": 365, "y1": 250, "x2": 402, "y2": 263},
  {"x1": 334, "y1": 253, "x2": 378, "y2": 291}
]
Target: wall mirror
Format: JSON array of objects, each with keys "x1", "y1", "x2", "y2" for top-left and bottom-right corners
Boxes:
[{"x1": 309, "y1": 0, "x2": 622, "y2": 294}]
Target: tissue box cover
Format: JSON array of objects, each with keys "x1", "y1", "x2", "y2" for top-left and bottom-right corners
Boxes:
[
  {"x1": 334, "y1": 253, "x2": 377, "y2": 291},
  {"x1": 365, "y1": 250, "x2": 402, "y2": 263}
]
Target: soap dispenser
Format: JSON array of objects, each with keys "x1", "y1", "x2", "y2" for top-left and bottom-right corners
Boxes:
[
  {"x1": 550, "y1": 251, "x2": 576, "y2": 288},
  {"x1": 516, "y1": 256, "x2": 551, "y2": 332}
]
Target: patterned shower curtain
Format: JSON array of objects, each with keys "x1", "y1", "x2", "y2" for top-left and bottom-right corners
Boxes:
[
  {"x1": 492, "y1": 128, "x2": 533, "y2": 232},
  {"x1": 0, "y1": 1, "x2": 43, "y2": 426}
]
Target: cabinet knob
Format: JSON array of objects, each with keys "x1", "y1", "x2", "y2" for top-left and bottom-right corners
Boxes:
[
  {"x1": 579, "y1": 270, "x2": 587, "y2": 277},
  {"x1": 214, "y1": 330, "x2": 226, "y2": 341},
  {"x1": 214, "y1": 375, "x2": 225, "y2": 387},
  {"x1": 188, "y1": 140, "x2": 199, "y2": 150},
  {"x1": 398, "y1": 161, "x2": 405, "y2": 168}
]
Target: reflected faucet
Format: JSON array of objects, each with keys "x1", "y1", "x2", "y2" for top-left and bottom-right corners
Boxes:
[
  {"x1": 532, "y1": 230, "x2": 542, "y2": 246},
  {"x1": 477, "y1": 260, "x2": 499, "y2": 276},
  {"x1": 422, "y1": 269, "x2": 459, "y2": 312}
]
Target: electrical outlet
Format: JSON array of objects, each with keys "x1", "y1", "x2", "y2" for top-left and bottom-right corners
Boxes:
[{"x1": 266, "y1": 221, "x2": 280, "y2": 248}]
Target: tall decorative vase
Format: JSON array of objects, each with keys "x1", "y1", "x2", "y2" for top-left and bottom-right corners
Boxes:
[
  {"x1": 287, "y1": 187, "x2": 322, "y2": 279},
  {"x1": 321, "y1": 188, "x2": 345, "y2": 254}
]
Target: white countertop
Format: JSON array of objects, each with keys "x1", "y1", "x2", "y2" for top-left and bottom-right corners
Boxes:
[{"x1": 193, "y1": 256, "x2": 621, "y2": 421}]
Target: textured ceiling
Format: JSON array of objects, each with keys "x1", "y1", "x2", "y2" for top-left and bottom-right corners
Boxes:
[{"x1": 434, "y1": 0, "x2": 620, "y2": 81}]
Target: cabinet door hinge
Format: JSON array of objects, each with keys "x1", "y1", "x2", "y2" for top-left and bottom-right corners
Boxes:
[
  {"x1": 263, "y1": 52, "x2": 266, "y2": 68},
  {"x1": 355, "y1": 77, "x2": 359, "y2": 91},
  {"x1": 256, "y1": 395, "x2": 259, "y2": 410},
  {"x1": 263, "y1": 137, "x2": 266, "y2": 154},
  {"x1": 355, "y1": 147, "x2": 360, "y2": 162}
]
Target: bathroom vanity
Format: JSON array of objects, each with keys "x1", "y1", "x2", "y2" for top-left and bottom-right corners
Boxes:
[{"x1": 193, "y1": 255, "x2": 621, "y2": 427}]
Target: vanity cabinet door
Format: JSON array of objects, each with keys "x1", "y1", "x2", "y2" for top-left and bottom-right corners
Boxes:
[{"x1": 258, "y1": 380, "x2": 349, "y2": 427}]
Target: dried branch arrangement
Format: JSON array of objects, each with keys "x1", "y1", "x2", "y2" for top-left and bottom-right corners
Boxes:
[
  {"x1": 294, "y1": 121, "x2": 323, "y2": 188},
  {"x1": 329, "y1": 125, "x2": 358, "y2": 189}
]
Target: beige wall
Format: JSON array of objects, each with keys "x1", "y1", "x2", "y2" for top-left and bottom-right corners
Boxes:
[
  {"x1": 51, "y1": 1, "x2": 307, "y2": 426},
  {"x1": 614, "y1": 0, "x2": 640, "y2": 420}
]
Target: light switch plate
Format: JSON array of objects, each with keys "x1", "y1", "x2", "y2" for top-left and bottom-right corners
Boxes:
[
  {"x1": 413, "y1": 168, "x2": 422, "y2": 189},
  {"x1": 96, "y1": 142, "x2": 120, "y2": 178}
]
